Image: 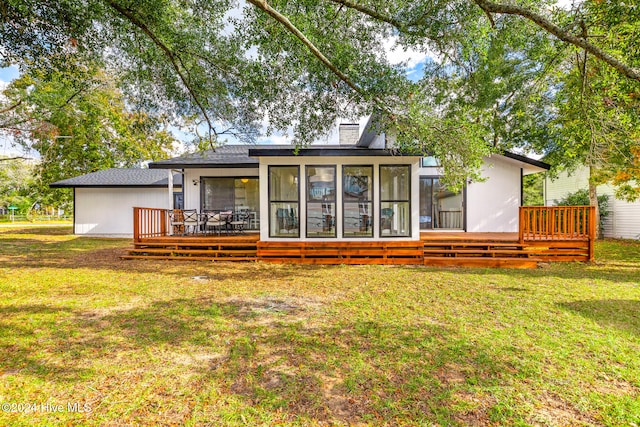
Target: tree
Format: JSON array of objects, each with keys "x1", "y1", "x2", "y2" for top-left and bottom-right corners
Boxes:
[
  {"x1": 532, "y1": 1, "x2": 640, "y2": 234},
  {"x1": 1, "y1": 0, "x2": 639, "y2": 190},
  {"x1": 1, "y1": 62, "x2": 176, "y2": 207},
  {"x1": 0, "y1": 157, "x2": 37, "y2": 216}
]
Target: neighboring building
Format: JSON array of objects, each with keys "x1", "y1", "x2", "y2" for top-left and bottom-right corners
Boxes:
[
  {"x1": 545, "y1": 167, "x2": 640, "y2": 240},
  {"x1": 50, "y1": 169, "x2": 182, "y2": 237}
]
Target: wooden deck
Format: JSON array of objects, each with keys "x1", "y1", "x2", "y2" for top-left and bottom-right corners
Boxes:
[
  {"x1": 122, "y1": 231, "x2": 590, "y2": 268},
  {"x1": 124, "y1": 206, "x2": 595, "y2": 267}
]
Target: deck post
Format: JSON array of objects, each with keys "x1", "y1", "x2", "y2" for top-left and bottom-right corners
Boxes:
[
  {"x1": 133, "y1": 207, "x2": 140, "y2": 242},
  {"x1": 518, "y1": 207, "x2": 525, "y2": 244},
  {"x1": 160, "y1": 209, "x2": 167, "y2": 237},
  {"x1": 588, "y1": 205, "x2": 596, "y2": 262}
]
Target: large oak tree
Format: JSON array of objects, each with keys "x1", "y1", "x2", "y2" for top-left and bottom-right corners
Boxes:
[{"x1": 1, "y1": 0, "x2": 639, "y2": 192}]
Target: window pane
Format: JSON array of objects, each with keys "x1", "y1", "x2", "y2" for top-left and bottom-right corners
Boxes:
[
  {"x1": 307, "y1": 166, "x2": 336, "y2": 202},
  {"x1": 381, "y1": 202, "x2": 410, "y2": 237},
  {"x1": 343, "y1": 202, "x2": 372, "y2": 237},
  {"x1": 306, "y1": 202, "x2": 335, "y2": 237},
  {"x1": 270, "y1": 203, "x2": 299, "y2": 237},
  {"x1": 421, "y1": 157, "x2": 440, "y2": 167},
  {"x1": 202, "y1": 178, "x2": 234, "y2": 211},
  {"x1": 343, "y1": 166, "x2": 372, "y2": 202},
  {"x1": 380, "y1": 166, "x2": 410, "y2": 201},
  {"x1": 433, "y1": 180, "x2": 463, "y2": 229},
  {"x1": 270, "y1": 166, "x2": 298, "y2": 201},
  {"x1": 235, "y1": 178, "x2": 260, "y2": 230},
  {"x1": 419, "y1": 177, "x2": 433, "y2": 230}
]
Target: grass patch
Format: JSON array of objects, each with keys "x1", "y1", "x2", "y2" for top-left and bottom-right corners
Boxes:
[{"x1": 0, "y1": 228, "x2": 639, "y2": 426}]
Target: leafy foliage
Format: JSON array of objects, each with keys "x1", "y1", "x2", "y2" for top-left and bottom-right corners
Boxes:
[
  {"x1": 1, "y1": 63, "x2": 175, "y2": 207},
  {"x1": 555, "y1": 188, "x2": 610, "y2": 232},
  {"x1": 523, "y1": 173, "x2": 544, "y2": 206},
  {"x1": 0, "y1": 158, "x2": 37, "y2": 214}
]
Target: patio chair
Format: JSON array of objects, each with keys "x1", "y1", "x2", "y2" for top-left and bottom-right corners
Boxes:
[
  {"x1": 183, "y1": 209, "x2": 203, "y2": 235},
  {"x1": 229, "y1": 211, "x2": 250, "y2": 234},
  {"x1": 204, "y1": 211, "x2": 228, "y2": 235}
]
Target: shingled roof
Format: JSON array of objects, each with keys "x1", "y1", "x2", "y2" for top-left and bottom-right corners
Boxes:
[
  {"x1": 50, "y1": 168, "x2": 183, "y2": 188},
  {"x1": 149, "y1": 145, "x2": 264, "y2": 169}
]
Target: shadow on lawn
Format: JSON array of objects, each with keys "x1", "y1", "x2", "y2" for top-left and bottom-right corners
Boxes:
[
  {"x1": 1, "y1": 296, "x2": 505, "y2": 425},
  {"x1": 559, "y1": 299, "x2": 640, "y2": 337},
  {"x1": 0, "y1": 304, "x2": 94, "y2": 382}
]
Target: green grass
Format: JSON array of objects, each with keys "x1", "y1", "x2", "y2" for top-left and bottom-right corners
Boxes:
[{"x1": 0, "y1": 228, "x2": 639, "y2": 426}]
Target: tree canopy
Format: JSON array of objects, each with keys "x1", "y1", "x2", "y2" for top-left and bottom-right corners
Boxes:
[
  {"x1": 1, "y1": 0, "x2": 639, "y2": 193},
  {"x1": 1, "y1": 62, "x2": 175, "y2": 207}
]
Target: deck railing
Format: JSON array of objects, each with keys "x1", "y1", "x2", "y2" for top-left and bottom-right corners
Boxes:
[
  {"x1": 133, "y1": 207, "x2": 169, "y2": 242},
  {"x1": 519, "y1": 206, "x2": 596, "y2": 261}
]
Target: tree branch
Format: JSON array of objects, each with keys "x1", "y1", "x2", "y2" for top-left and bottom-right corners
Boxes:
[
  {"x1": 0, "y1": 156, "x2": 31, "y2": 162},
  {"x1": 106, "y1": 1, "x2": 218, "y2": 145},
  {"x1": 472, "y1": 0, "x2": 640, "y2": 82},
  {"x1": 325, "y1": 0, "x2": 640, "y2": 82},
  {"x1": 0, "y1": 99, "x2": 22, "y2": 114},
  {"x1": 246, "y1": 0, "x2": 365, "y2": 97}
]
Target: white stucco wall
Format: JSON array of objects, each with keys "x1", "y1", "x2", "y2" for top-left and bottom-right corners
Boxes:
[
  {"x1": 545, "y1": 168, "x2": 640, "y2": 239},
  {"x1": 465, "y1": 156, "x2": 522, "y2": 232},
  {"x1": 256, "y1": 156, "x2": 421, "y2": 241},
  {"x1": 74, "y1": 187, "x2": 170, "y2": 236}
]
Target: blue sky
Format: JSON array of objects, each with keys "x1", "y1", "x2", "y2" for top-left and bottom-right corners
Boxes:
[{"x1": 0, "y1": 65, "x2": 20, "y2": 82}]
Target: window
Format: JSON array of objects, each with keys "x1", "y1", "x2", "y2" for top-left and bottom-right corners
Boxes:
[
  {"x1": 380, "y1": 165, "x2": 411, "y2": 237},
  {"x1": 201, "y1": 177, "x2": 259, "y2": 229},
  {"x1": 419, "y1": 177, "x2": 464, "y2": 230},
  {"x1": 421, "y1": 156, "x2": 441, "y2": 167},
  {"x1": 343, "y1": 166, "x2": 373, "y2": 237},
  {"x1": 306, "y1": 166, "x2": 336, "y2": 237},
  {"x1": 269, "y1": 166, "x2": 299, "y2": 237}
]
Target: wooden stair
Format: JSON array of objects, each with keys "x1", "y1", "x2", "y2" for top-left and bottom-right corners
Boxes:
[
  {"x1": 421, "y1": 236, "x2": 589, "y2": 268},
  {"x1": 122, "y1": 235, "x2": 259, "y2": 261}
]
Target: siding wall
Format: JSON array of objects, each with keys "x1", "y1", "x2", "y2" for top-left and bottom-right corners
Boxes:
[
  {"x1": 545, "y1": 168, "x2": 640, "y2": 239},
  {"x1": 465, "y1": 156, "x2": 522, "y2": 232},
  {"x1": 75, "y1": 187, "x2": 170, "y2": 236}
]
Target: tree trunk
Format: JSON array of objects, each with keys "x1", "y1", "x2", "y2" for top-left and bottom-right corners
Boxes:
[{"x1": 589, "y1": 165, "x2": 600, "y2": 238}]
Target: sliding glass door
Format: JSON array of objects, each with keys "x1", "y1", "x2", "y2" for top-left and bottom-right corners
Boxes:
[
  {"x1": 419, "y1": 177, "x2": 464, "y2": 230},
  {"x1": 201, "y1": 177, "x2": 260, "y2": 229}
]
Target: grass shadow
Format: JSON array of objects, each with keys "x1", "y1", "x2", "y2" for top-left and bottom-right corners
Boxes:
[{"x1": 558, "y1": 299, "x2": 640, "y2": 337}]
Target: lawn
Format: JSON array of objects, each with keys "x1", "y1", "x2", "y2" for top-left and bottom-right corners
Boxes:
[{"x1": 0, "y1": 227, "x2": 638, "y2": 426}]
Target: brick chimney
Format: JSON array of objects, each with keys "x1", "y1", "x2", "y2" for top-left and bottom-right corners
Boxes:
[{"x1": 339, "y1": 123, "x2": 360, "y2": 146}]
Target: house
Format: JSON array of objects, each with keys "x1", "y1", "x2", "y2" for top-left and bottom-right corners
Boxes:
[
  {"x1": 545, "y1": 167, "x2": 640, "y2": 240},
  {"x1": 52, "y1": 121, "x2": 599, "y2": 266},
  {"x1": 147, "y1": 123, "x2": 550, "y2": 242},
  {"x1": 50, "y1": 168, "x2": 182, "y2": 237}
]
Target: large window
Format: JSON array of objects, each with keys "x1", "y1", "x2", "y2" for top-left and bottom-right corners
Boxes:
[
  {"x1": 419, "y1": 177, "x2": 464, "y2": 230},
  {"x1": 380, "y1": 165, "x2": 411, "y2": 237},
  {"x1": 306, "y1": 166, "x2": 336, "y2": 237},
  {"x1": 343, "y1": 166, "x2": 373, "y2": 237},
  {"x1": 269, "y1": 166, "x2": 300, "y2": 237},
  {"x1": 201, "y1": 177, "x2": 259, "y2": 229}
]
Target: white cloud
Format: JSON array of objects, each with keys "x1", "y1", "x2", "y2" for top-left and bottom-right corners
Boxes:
[{"x1": 382, "y1": 36, "x2": 430, "y2": 69}]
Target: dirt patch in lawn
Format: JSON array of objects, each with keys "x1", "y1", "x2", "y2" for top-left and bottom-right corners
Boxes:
[{"x1": 529, "y1": 392, "x2": 598, "y2": 426}]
